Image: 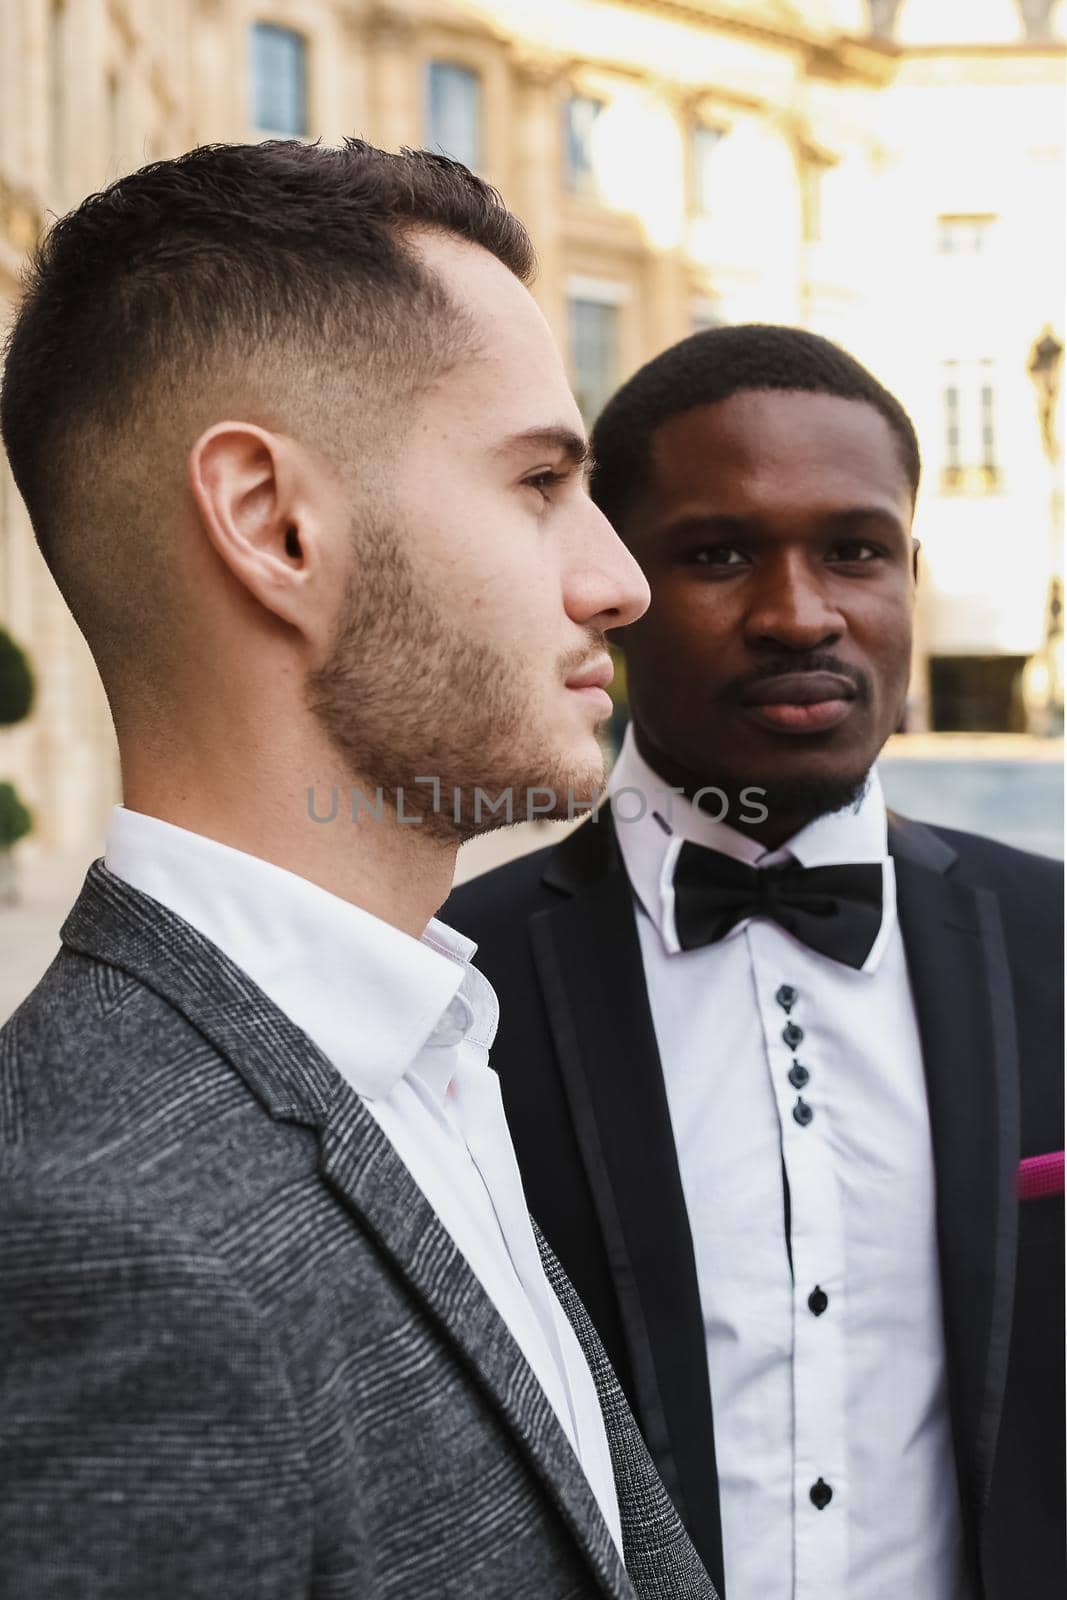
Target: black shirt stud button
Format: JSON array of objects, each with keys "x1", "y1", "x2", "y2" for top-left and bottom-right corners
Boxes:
[
  {"x1": 776, "y1": 984, "x2": 798, "y2": 1012},
  {"x1": 810, "y1": 1479, "x2": 833, "y2": 1510},
  {"x1": 808, "y1": 1286, "x2": 829, "y2": 1316},
  {"x1": 782, "y1": 1021, "x2": 804, "y2": 1049},
  {"x1": 793, "y1": 1097, "x2": 814, "y2": 1127},
  {"x1": 788, "y1": 1062, "x2": 810, "y2": 1089}
]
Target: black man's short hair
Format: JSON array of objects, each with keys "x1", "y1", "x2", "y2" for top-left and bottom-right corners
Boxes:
[{"x1": 589, "y1": 323, "x2": 921, "y2": 534}]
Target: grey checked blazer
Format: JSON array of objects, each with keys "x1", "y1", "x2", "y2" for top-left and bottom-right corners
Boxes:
[{"x1": 0, "y1": 862, "x2": 718, "y2": 1600}]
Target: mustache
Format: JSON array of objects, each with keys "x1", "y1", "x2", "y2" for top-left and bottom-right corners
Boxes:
[
  {"x1": 723, "y1": 653, "x2": 872, "y2": 705},
  {"x1": 558, "y1": 628, "x2": 610, "y2": 680}
]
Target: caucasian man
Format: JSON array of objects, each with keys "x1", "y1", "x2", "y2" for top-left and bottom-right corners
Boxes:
[{"x1": 0, "y1": 141, "x2": 718, "y2": 1600}]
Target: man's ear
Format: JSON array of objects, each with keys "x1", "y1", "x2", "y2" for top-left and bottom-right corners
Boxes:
[
  {"x1": 187, "y1": 421, "x2": 318, "y2": 631},
  {"x1": 911, "y1": 537, "x2": 921, "y2": 586}
]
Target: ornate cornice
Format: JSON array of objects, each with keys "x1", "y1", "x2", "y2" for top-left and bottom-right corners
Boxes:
[
  {"x1": 576, "y1": 1, "x2": 899, "y2": 86},
  {"x1": 365, "y1": 3, "x2": 418, "y2": 49},
  {"x1": 608, "y1": 0, "x2": 837, "y2": 50},
  {"x1": 509, "y1": 48, "x2": 574, "y2": 89}
]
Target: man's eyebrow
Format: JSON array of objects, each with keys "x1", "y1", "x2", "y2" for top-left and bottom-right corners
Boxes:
[
  {"x1": 655, "y1": 505, "x2": 908, "y2": 540},
  {"x1": 492, "y1": 426, "x2": 594, "y2": 471},
  {"x1": 820, "y1": 505, "x2": 909, "y2": 537}
]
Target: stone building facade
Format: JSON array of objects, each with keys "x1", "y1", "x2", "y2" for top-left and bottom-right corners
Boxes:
[{"x1": 0, "y1": 0, "x2": 1063, "y2": 850}]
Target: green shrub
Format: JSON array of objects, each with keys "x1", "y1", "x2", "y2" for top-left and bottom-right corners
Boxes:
[
  {"x1": 0, "y1": 781, "x2": 32, "y2": 851},
  {"x1": 0, "y1": 629, "x2": 34, "y2": 726}
]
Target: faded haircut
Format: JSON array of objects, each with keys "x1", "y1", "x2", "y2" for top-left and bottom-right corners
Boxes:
[{"x1": 0, "y1": 139, "x2": 535, "y2": 689}]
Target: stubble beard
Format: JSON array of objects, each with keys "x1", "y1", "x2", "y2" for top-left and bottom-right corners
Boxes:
[{"x1": 306, "y1": 516, "x2": 606, "y2": 843}]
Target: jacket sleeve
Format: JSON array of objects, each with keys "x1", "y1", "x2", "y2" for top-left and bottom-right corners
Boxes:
[{"x1": 0, "y1": 1186, "x2": 313, "y2": 1599}]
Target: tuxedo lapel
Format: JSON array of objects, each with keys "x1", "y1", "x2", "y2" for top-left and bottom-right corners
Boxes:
[
  {"x1": 889, "y1": 819, "x2": 1020, "y2": 1555},
  {"x1": 533, "y1": 807, "x2": 725, "y2": 1590},
  {"x1": 60, "y1": 862, "x2": 631, "y2": 1600}
]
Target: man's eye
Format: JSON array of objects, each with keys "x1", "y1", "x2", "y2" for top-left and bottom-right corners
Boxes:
[
  {"x1": 523, "y1": 470, "x2": 567, "y2": 502},
  {"x1": 829, "y1": 541, "x2": 881, "y2": 563},
  {"x1": 690, "y1": 546, "x2": 748, "y2": 567}
]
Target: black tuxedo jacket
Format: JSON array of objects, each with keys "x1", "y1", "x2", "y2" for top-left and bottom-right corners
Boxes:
[{"x1": 445, "y1": 806, "x2": 1065, "y2": 1600}]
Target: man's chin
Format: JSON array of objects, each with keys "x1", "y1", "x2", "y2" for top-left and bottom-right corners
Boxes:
[
  {"x1": 740, "y1": 764, "x2": 873, "y2": 825},
  {"x1": 461, "y1": 746, "x2": 607, "y2": 839}
]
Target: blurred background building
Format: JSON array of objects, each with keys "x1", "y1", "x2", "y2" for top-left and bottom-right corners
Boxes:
[{"x1": 0, "y1": 0, "x2": 1063, "y2": 882}]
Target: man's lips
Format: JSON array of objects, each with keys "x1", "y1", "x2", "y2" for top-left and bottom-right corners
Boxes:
[
  {"x1": 565, "y1": 654, "x2": 614, "y2": 715},
  {"x1": 736, "y1": 672, "x2": 858, "y2": 734},
  {"x1": 565, "y1": 655, "x2": 614, "y2": 692}
]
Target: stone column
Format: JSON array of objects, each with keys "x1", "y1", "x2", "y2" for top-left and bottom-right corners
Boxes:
[
  {"x1": 509, "y1": 52, "x2": 566, "y2": 345},
  {"x1": 365, "y1": 5, "x2": 418, "y2": 154}
]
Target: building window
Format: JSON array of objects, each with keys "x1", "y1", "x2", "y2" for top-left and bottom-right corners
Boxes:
[
  {"x1": 1018, "y1": 0, "x2": 1056, "y2": 40},
  {"x1": 691, "y1": 124, "x2": 723, "y2": 215},
  {"x1": 942, "y1": 373, "x2": 962, "y2": 476},
  {"x1": 569, "y1": 297, "x2": 620, "y2": 423},
  {"x1": 979, "y1": 376, "x2": 997, "y2": 473},
  {"x1": 940, "y1": 359, "x2": 1000, "y2": 491},
  {"x1": 929, "y1": 656, "x2": 1029, "y2": 733},
  {"x1": 937, "y1": 214, "x2": 995, "y2": 255},
  {"x1": 249, "y1": 22, "x2": 309, "y2": 136},
  {"x1": 426, "y1": 62, "x2": 482, "y2": 171},
  {"x1": 564, "y1": 95, "x2": 606, "y2": 195},
  {"x1": 866, "y1": 0, "x2": 904, "y2": 38}
]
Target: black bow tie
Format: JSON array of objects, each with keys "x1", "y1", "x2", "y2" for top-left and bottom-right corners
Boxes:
[{"x1": 672, "y1": 843, "x2": 884, "y2": 970}]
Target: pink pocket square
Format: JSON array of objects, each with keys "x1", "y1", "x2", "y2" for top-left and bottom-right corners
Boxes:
[{"x1": 1017, "y1": 1152, "x2": 1064, "y2": 1201}]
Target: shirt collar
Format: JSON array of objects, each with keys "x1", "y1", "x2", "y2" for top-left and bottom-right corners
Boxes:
[
  {"x1": 608, "y1": 725, "x2": 895, "y2": 972},
  {"x1": 104, "y1": 805, "x2": 498, "y2": 1101}
]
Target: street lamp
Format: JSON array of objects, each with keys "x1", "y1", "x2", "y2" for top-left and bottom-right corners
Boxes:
[
  {"x1": 1029, "y1": 328, "x2": 1064, "y2": 458},
  {"x1": 1022, "y1": 327, "x2": 1064, "y2": 736}
]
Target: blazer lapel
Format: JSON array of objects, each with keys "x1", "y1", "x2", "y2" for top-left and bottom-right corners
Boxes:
[
  {"x1": 531, "y1": 807, "x2": 725, "y2": 1591},
  {"x1": 60, "y1": 862, "x2": 631, "y2": 1600},
  {"x1": 889, "y1": 819, "x2": 1020, "y2": 1561},
  {"x1": 317, "y1": 1095, "x2": 630, "y2": 1598}
]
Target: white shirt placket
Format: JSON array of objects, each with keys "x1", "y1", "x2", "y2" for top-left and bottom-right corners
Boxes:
[{"x1": 751, "y1": 928, "x2": 849, "y2": 1596}]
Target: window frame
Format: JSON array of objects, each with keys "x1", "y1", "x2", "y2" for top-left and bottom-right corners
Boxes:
[
  {"x1": 563, "y1": 93, "x2": 608, "y2": 197},
  {"x1": 248, "y1": 20, "x2": 310, "y2": 139},
  {"x1": 567, "y1": 285, "x2": 624, "y2": 424},
  {"x1": 425, "y1": 59, "x2": 484, "y2": 173},
  {"x1": 690, "y1": 122, "x2": 725, "y2": 217},
  {"x1": 937, "y1": 214, "x2": 996, "y2": 256},
  {"x1": 940, "y1": 358, "x2": 1001, "y2": 493}
]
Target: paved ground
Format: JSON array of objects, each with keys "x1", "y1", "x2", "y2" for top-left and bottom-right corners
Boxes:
[{"x1": 0, "y1": 819, "x2": 575, "y2": 1025}]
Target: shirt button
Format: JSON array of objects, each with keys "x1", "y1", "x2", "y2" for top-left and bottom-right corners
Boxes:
[
  {"x1": 810, "y1": 1478, "x2": 833, "y2": 1510},
  {"x1": 775, "y1": 983, "x2": 798, "y2": 1012},
  {"x1": 793, "y1": 1097, "x2": 814, "y2": 1127},
  {"x1": 782, "y1": 1021, "x2": 804, "y2": 1049},
  {"x1": 788, "y1": 1062, "x2": 810, "y2": 1089},
  {"x1": 808, "y1": 1286, "x2": 829, "y2": 1316}
]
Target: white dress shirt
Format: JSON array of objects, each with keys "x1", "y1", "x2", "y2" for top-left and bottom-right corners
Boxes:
[
  {"x1": 608, "y1": 727, "x2": 969, "y2": 1600},
  {"x1": 104, "y1": 804, "x2": 623, "y2": 1556}
]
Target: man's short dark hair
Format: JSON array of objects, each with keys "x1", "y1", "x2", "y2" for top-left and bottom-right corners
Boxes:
[
  {"x1": 0, "y1": 138, "x2": 536, "y2": 568},
  {"x1": 589, "y1": 323, "x2": 921, "y2": 534}
]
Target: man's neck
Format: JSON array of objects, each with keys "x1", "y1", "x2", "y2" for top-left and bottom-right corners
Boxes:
[
  {"x1": 628, "y1": 723, "x2": 867, "y2": 853},
  {"x1": 119, "y1": 754, "x2": 458, "y2": 941}
]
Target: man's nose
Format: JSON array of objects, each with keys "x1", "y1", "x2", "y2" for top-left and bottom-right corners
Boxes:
[
  {"x1": 745, "y1": 556, "x2": 844, "y2": 652},
  {"x1": 565, "y1": 501, "x2": 650, "y2": 633}
]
